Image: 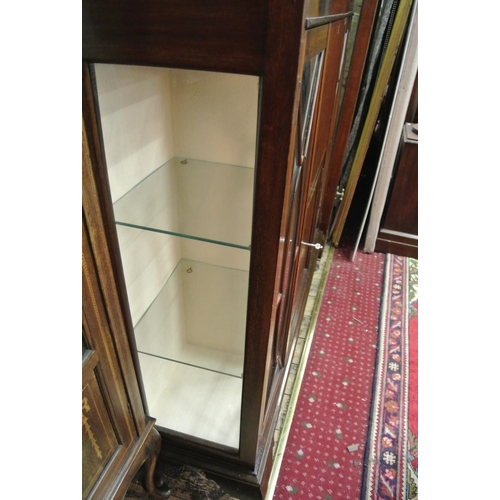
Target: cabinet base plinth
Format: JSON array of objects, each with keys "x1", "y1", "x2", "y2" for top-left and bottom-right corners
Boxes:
[{"x1": 126, "y1": 462, "x2": 264, "y2": 500}]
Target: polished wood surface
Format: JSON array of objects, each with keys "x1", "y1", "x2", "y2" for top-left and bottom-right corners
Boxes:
[
  {"x1": 238, "y1": 0, "x2": 307, "y2": 474},
  {"x1": 375, "y1": 231, "x2": 418, "y2": 259},
  {"x1": 383, "y1": 137, "x2": 418, "y2": 237},
  {"x1": 375, "y1": 127, "x2": 418, "y2": 259},
  {"x1": 82, "y1": 0, "x2": 267, "y2": 75}
]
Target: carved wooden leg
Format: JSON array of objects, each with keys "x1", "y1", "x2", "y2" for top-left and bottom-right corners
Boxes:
[
  {"x1": 116, "y1": 417, "x2": 171, "y2": 499},
  {"x1": 143, "y1": 426, "x2": 171, "y2": 497}
]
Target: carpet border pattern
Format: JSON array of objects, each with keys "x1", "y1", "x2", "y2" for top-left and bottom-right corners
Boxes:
[{"x1": 362, "y1": 254, "x2": 410, "y2": 500}]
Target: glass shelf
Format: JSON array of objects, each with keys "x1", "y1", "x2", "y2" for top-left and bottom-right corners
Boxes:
[
  {"x1": 139, "y1": 352, "x2": 242, "y2": 449},
  {"x1": 113, "y1": 157, "x2": 255, "y2": 250},
  {"x1": 134, "y1": 258, "x2": 248, "y2": 378}
]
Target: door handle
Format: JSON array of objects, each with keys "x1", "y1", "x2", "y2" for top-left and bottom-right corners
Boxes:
[{"x1": 301, "y1": 241, "x2": 323, "y2": 250}]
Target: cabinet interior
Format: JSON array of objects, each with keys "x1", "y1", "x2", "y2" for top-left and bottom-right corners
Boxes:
[{"x1": 94, "y1": 63, "x2": 260, "y2": 449}]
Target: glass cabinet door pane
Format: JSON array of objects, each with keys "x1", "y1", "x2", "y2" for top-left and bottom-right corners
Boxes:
[
  {"x1": 301, "y1": 51, "x2": 325, "y2": 157},
  {"x1": 93, "y1": 64, "x2": 259, "y2": 450}
]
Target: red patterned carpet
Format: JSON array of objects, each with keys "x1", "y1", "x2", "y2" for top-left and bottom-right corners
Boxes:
[
  {"x1": 273, "y1": 246, "x2": 386, "y2": 499},
  {"x1": 272, "y1": 248, "x2": 418, "y2": 500},
  {"x1": 362, "y1": 255, "x2": 418, "y2": 500}
]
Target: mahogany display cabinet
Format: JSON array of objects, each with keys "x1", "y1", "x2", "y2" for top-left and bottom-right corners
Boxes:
[{"x1": 82, "y1": 0, "x2": 353, "y2": 497}]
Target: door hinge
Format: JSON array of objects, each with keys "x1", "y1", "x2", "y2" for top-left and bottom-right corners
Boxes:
[{"x1": 335, "y1": 187, "x2": 345, "y2": 203}]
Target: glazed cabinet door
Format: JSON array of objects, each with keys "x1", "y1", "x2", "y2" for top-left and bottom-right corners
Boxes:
[
  {"x1": 271, "y1": 25, "x2": 330, "y2": 379},
  {"x1": 264, "y1": 11, "x2": 353, "y2": 432}
]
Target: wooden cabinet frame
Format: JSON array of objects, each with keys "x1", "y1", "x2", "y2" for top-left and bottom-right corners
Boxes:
[{"x1": 82, "y1": 1, "x2": 353, "y2": 496}]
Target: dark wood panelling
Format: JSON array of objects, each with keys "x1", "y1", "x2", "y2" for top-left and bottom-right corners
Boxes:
[
  {"x1": 382, "y1": 138, "x2": 417, "y2": 236},
  {"x1": 82, "y1": 0, "x2": 267, "y2": 74},
  {"x1": 375, "y1": 125, "x2": 417, "y2": 259},
  {"x1": 82, "y1": 220, "x2": 137, "y2": 447},
  {"x1": 305, "y1": 24, "x2": 329, "y2": 62},
  {"x1": 305, "y1": 0, "x2": 344, "y2": 19}
]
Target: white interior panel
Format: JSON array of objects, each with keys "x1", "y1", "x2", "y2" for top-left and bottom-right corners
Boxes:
[
  {"x1": 138, "y1": 353, "x2": 177, "y2": 412},
  {"x1": 175, "y1": 158, "x2": 254, "y2": 247},
  {"x1": 117, "y1": 227, "x2": 182, "y2": 326},
  {"x1": 180, "y1": 238, "x2": 250, "y2": 272},
  {"x1": 94, "y1": 63, "x2": 259, "y2": 449},
  {"x1": 94, "y1": 64, "x2": 176, "y2": 202},
  {"x1": 171, "y1": 70, "x2": 259, "y2": 168},
  {"x1": 146, "y1": 358, "x2": 242, "y2": 449},
  {"x1": 113, "y1": 158, "x2": 181, "y2": 234},
  {"x1": 133, "y1": 258, "x2": 246, "y2": 376},
  {"x1": 181, "y1": 260, "x2": 248, "y2": 356}
]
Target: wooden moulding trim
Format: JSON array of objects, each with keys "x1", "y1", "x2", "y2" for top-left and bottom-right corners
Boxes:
[
  {"x1": 82, "y1": 144, "x2": 137, "y2": 446},
  {"x1": 379, "y1": 228, "x2": 417, "y2": 240},
  {"x1": 266, "y1": 244, "x2": 335, "y2": 498},
  {"x1": 375, "y1": 236, "x2": 418, "y2": 259},
  {"x1": 157, "y1": 438, "x2": 263, "y2": 489},
  {"x1": 305, "y1": 11, "x2": 354, "y2": 30},
  {"x1": 304, "y1": 23, "x2": 328, "y2": 62}
]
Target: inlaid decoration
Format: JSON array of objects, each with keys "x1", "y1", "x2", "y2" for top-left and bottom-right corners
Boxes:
[{"x1": 82, "y1": 372, "x2": 119, "y2": 498}]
